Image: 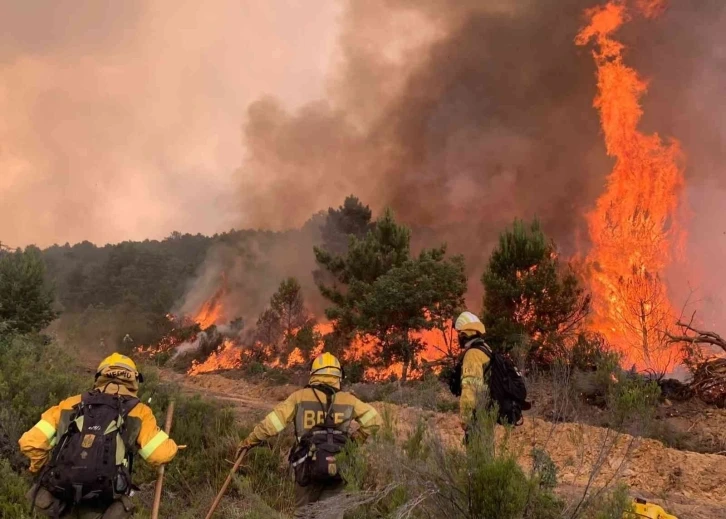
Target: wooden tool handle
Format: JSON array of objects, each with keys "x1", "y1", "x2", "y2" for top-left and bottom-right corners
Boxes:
[
  {"x1": 204, "y1": 449, "x2": 248, "y2": 519},
  {"x1": 151, "y1": 400, "x2": 175, "y2": 519}
]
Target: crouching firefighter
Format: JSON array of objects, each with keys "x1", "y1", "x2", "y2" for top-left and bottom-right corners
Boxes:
[
  {"x1": 19, "y1": 353, "x2": 181, "y2": 518},
  {"x1": 237, "y1": 353, "x2": 382, "y2": 519}
]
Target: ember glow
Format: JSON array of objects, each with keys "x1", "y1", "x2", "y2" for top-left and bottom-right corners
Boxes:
[{"x1": 576, "y1": 0, "x2": 686, "y2": 372}]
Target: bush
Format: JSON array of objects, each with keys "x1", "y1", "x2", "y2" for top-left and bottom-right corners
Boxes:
[
  {"x1": 0, "y1": 458, "x2": 31, "y2": 519},
  {"x1": 0, "y1": 334, "x2": 86, "y2": 469},
  {"x1": 0, "y1": 333, "x2": 88, "y2": 514}
]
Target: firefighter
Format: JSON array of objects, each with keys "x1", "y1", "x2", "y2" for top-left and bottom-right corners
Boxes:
[
  {"x1": 237, "y1": 352, "x2": 382, "y2": 519},
  {"x1": 454, "y1": 312, "x2": 490, "y2": 433},
  {"x1": 19, "y1": 353, "x2": 181, "y2": 518}
]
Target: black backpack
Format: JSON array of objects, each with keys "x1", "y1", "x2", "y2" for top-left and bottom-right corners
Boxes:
[
  {"x1": 39, "y1": 391, "x2": 139, "y2": 505},
  {"x1": 448, "y1": 340, "x2": 530, "y2": 425},
  {"x1": 289, "y1": 385, "x2": 349, "y2": 487}
]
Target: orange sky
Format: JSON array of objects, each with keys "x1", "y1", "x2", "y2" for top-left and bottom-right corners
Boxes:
[{"x1": 0, "y1": 0, "x2": 340, "y2": 247}]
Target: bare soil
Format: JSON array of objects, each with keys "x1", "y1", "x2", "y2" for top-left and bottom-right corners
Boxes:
[{"x1": 170, "y1": 370, "x2": 726, "y2": 519}]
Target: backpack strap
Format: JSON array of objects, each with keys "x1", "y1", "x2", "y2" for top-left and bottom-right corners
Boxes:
[
  {"x1": 309, "y1": 385, "x2": 337, "y2": 426},
  {"x1": 466, "y1": 340, "x2": 494, "y2": 379}
]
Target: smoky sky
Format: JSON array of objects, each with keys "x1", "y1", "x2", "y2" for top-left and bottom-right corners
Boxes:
[
  {"x1": 2, "y1": 1, "x2": 724, "y2": 323},
  {"x1": 0, "y1": 0, "x2": 340, "y2": 248},
  {"x1": 232, "y1": 0, "x2": 726, "y2": 320}
]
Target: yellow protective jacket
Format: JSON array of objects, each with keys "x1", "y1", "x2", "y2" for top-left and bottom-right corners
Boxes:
[
  {"x1": 18, "y1": 391, "x2": 178, "y2": 473},
  {"x1": 459, "y1": 341, "x2": 490, "y2": 425},
  {"x1": 243, "y1": 374, "x2": 382, "y2": 447}
]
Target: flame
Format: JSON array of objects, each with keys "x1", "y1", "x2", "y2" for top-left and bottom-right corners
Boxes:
[
  {"x1": 135, "y1": 332, "x2": 186, "y2": 358},
  {"x1": 182, "y1": 319, "x2": 453, "y2": 380},
  {"x1": 194, "y1": 287, "x2": 226, "y2": 329},
  {"x1": 188, "y1": 339, "x2": 241, "y2": 375},
  {"x1": 343, "y1": 325, "x2": 454, "y2": 381},
  {"x1": 576, "y1": 0, "x2": 685, "y2": 372}
]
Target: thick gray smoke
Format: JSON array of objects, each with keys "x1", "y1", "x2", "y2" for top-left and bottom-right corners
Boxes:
[
  {"x1": 191, "y1": 0, "x2": 726, "y2": 326},
  {"x1": 176, "y1": 215, "x2": 325, "y2": 324}
]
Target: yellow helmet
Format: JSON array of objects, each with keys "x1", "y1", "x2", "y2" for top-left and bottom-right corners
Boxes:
[
  {"x1": 97, "y1": 353, "x2": 138, "y2": 375},
  {"x1": 311, "y1": 352, "x2": 343, "y2": 378},
  {"x1": 454, "y1": 311, "x2": 486, "y2": 337}
]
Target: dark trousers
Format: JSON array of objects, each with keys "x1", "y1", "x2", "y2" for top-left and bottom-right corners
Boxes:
[
  {"x1": 27, "y1": 486, "x2": 135, "y2": 519},
  {"x1": 293, "y1": 480, "x2": 345, "y2": 519}
]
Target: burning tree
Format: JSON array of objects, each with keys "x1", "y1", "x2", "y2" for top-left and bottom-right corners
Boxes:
[
  {"x1": 254, "y1": 277, "x2": 316, "y2": 361},
  {"x1": 576, "y1": 0, "x2": 686, "y2": 374},
  {"x1": 482, "y1": 219, "x2": 591, "y2": 363}
]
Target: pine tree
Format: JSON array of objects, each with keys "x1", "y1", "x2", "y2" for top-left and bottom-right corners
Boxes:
[
  {"x1": 481, "y1": 219, "x2": 590, "y2": 363},
  {"x1": 359, "y1": 246, "x2": 467, "y2": 381},
  {"x1": 316, "y1": 209, "x2": 466, "y2": 380},
  {"x1": 0, "y1": 247, "x2": 57, "y2": 334}
]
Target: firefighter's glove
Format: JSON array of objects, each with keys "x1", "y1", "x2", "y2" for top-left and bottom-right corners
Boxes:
[{"x1": 235, "y1": 440, "x2": 254, "y2": 460}]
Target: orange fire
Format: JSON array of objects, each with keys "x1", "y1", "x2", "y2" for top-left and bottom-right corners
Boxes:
[
  {"x1": 576, "y1": 0, "x2": 685, "y2": 372},
  {"x1": 183, "y1": 317, "x2": 453, "y2": 380},
  {"x1": 188, "y1": 339, "x2": 241, "y2": 375},
  {"x1": 194, "y1": 285, "x2": 226, "y2": 329}
]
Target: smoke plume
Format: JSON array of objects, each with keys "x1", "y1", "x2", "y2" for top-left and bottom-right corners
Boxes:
[
  {"x1": 231, "y1": 0, "x2": 726, "y2": 323},
  {"x1": 0, "y1": 0, "x2": 339, "y2": 247}
]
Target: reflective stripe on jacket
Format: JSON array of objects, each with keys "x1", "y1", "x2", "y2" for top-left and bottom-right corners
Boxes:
[
  {"x1": 18, "y1": 392, "x2": 178, "y2": 473},
  {"x1": 244, "y1": 382, "x2": 382, "y2": 447},
  {"x1": 459, "y1": 345, "x2": 490, "y2": 425}
]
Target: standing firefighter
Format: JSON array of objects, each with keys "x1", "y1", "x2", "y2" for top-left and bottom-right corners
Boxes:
[
  {"x1": 19, "y1": 353, "x2": 180, "y2": 518},
  {"x1": 453, "y1": 311, "x2": 491, "y2": 429},
  {"x1": 449, "y1": 312, "x2": 530, "y2": 438},
  {"x1": 237, "y1": 352, "x2": 382, "y2": 519}
]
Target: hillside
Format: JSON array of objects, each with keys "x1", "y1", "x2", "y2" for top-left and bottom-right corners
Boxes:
[{"x1": 169, "y1": 369, "x2": 726, "y2": 519}]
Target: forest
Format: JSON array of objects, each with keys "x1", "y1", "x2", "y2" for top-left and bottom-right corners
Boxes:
[{"x1": 0, "y1": 196, "x2": 722, "y2": 518}]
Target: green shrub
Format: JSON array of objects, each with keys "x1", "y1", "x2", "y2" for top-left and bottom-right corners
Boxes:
[
  {"x1": 607, "y1": 372, "x2": 661, "y2": 431},
  {"x1": 0, "y1": 458, "x2": 31, "y2": 519},
  {"x1": 0, "y1": 334, "x2": 86, "y2": 469},
  {"x1": 532, "y1": 447, "x2": 558, "y2": 490},
  {"x1": 587, "y1": 484, "x2": 633, "y2": 519}
]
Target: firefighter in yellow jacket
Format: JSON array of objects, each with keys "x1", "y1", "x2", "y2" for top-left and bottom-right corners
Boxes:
[
  {"x1": 19, "y1": 353, "x2": 180, "y2": 518},
  {"x1": 238, "y1": 352, "x2": 382, "y2": 519},
  {"x1": 454, "y1": 312, "x2": 490, "y2": 430}
]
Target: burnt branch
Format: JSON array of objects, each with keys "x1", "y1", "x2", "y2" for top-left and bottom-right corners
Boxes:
[{"x1": 666, "y1": 321, "x2": 726, "y2": 354}]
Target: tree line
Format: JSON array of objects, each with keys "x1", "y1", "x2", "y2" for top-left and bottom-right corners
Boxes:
[
  {"x1": 215, "y1": 196, "x2": 593, "y2": 379},
  {"x1": 1, "y1": 195, "x2": 594, "y2": 378}
]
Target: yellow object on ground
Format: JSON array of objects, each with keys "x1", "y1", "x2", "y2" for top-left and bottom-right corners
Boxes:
[{"x1": 624, "y1": 499, "x2": 678, "y2": 519}]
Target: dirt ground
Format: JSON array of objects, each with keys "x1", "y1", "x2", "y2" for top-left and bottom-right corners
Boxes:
[{"x1": 171, "y1": 370, "x2": 726, "y2": 519}]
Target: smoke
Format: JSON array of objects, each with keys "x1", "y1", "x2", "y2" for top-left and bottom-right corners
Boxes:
[
  {"x1": 4, "y1": 1, "x2": 723, "y2": 327},
  {"x1": 235, "y1": 0, "x2": 612, "y2": 267},
  {"x1": 176, "y1": 214, "x2": 325, "y2": 323},
  {"x1": 0, "y1": 0, "x2": 339, "y2": 247},
  {"x1": 230, "y1": 0, "x2": 726, "y2": 318}
]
